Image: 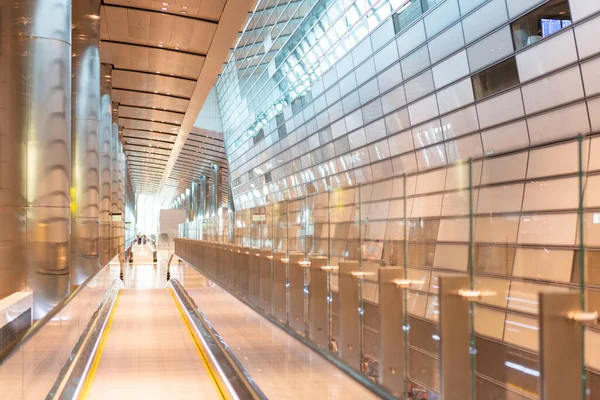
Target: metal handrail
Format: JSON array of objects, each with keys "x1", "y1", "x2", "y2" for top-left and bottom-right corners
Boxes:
[
  {"x1": 0, "y1": 254, "x2": 121, "y2": 365},
  {"x1": 46, "y1": 279, "x2": 123, "y2": 399}
]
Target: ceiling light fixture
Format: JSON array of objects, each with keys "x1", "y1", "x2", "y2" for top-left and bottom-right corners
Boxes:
[
  {"x1": 156, "y1": 71, "x2": 161, "y2": 74},
  {"x1": 158, "y1": 43, "x2": 163, "y2": 47},
  {"x1": 161, "y1": 7, "x2": 167, "y2": 11},
  {"x1": 166, "y1": 92, "x2": 171, "y2": 95},
  {"x1": 153, "y1": 90, "x2": 158, "y2": 93},
  {"x1": 175, "y1": 45, "x2": 180, "y2": 50},
  {"x1": 180, "y1": 10, "x2": 187, "y2": 14},
  {"x1": 181, "y1": 5, "x2": 188, "y2": 9}
]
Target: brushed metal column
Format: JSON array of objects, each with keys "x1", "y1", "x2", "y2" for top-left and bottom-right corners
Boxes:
[
  {"x1": 199, "y1": 176, "x2": 208, "y2": 219},
  {"x1": 71, "y1": 0, "x2": 101, "y2": 285},
  {"x1": 191, "y1": 181, "x2": 199, "y2": 219},
  {"x1": 0, "y1": 0, "x2": 73, "y2": 317},
  {"x1": 185, "y1": 188, "x2": 191, "y2": 222},
  {"x1": 110, "y1": 122, "x2": 119, "y2": 256},
  {"x1": 190, "y1": 181, "x2": 199, "y2": 238},
  {"x1": 99, "y1": 64, "x2": 112, "y2": 266},
  {"x1": 117, "y1": 141, "x2": 125, "y2": 255},
  {"x1": 211, "y1": 164, "x2": 221, "y2": 216}
]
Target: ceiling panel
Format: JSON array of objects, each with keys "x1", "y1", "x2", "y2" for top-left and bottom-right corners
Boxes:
[
  {"x1": 124, "y1": 137, "x2": 175, "y2": 149},
  {"x1": 126, "y1": 144, "x2": 172, "y2": 156},
  {"x1": 102, "y1": 5, "x2": 217, "y2": 54},
  {"x1": 118, "y1": 106, "x2": 184, "y2": 125},
  {"x1": 112, "y1": 89, "x2": 189, "y2": 112},
  {"x1": 100, "y1": 42, "x2": 205, "y2": 79},
  {"x1": 112, "y1": 69, "x2": 196, "y2": 97},
  {"x1": 123, "y1": 129, "x2": 177, "y2": 142},
  {"x1": 119, "y1": 118, "x2": 180, "y2": 134},
  {"x1": 105, "y1": 0, "x2": 226, "y2": 22},
  {"x1": 126, "y1": 149, "x2": 170, "y2": 160}
]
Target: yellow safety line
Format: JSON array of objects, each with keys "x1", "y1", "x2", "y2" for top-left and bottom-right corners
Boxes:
[
  {"x1": 79, "y1": 291, "x2": 122, "y2": 400},
  {"x1": 169, "y1": 290, "x2": 227, "y2": 400}
]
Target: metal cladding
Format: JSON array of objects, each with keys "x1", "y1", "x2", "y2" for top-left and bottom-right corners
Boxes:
[
  {"x1": 185, "y1": 188, "x2": 192, "y2": 222},
  {"x1": 199, "y1": 176, "x2": 208, "y2": 218},
  {"x1": 124, "y1": 170, "x2": 135, "y2": 248},
  {"x1": 211, "y1": 165, "x2": 221, "y2": 216},
  {"x1": 0, "y1": 0, "x2": 73, "y2": 318},
  {"x1": 191, "y1": 181, "x2": 199, "y2": 221},
  {"x1": 110, "y1": 123, "x2": 119, "y2": 256},
  {"x1": 117, "y1": 141, "x2": 125, "y2": 255},
  {"x1": 99, "y1": 64, "x2": 113, "y2": 266},
  {"x1": 71, "y1": 0, "x2": 101, "y2": 285}
]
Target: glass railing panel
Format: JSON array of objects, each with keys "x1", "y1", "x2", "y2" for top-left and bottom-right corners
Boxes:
[
  {"x1": 580, "y1": 135, "x2": 599, "y2": 399},
  {"x1": 467, "y1": 140, "x2": 591, "y2": 399},
  {"x1": 407, "y1": 163, "x2": 447, "y2": 398},
  {"x1": 288, "y1": 198, "x2": 306, "y2": 255},
  {"x1": 360, "y1": 180, "x2": 385, "y2": 381},
  {"x1": 0, "y1": 262, "x2": 118, "y2": 398},
  {"x1": 329, "y1": 185, "x2": 358, "y2": 354},
  {"x1": 307, "y1": 191, "x2": 329, "y2": 258}
]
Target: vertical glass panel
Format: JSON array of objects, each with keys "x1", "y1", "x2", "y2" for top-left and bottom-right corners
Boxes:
[
  {"x1": 263, "y1": 204, "x2": 272, "y2": 250},
  {"x1": 408, "y1": 166, "x2": 441, "y2": 397},
  {"x1": 273, "y1": 201, "x2": 288, "y2": 253},
  {"x1": 311, "y1": 192, "x2": 330, "y2": 259},
  {"x1": 580, "y1": 135, "x2": 597, "y2": 399},
  {"x1": 288, "y1": 198, "x2": 306, "y2": 255}
]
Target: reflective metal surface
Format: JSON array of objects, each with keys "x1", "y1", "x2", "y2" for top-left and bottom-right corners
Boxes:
[
  {"x1": 539, "y1": 292, "x2": 583, "y2": 400},
  {"x1": 439, "y1": 276, "x2": 471, "y2": 400},
  {"x1": 99, "y1": 64, "x2": 113, "y2": 266},
  {"x1": 199, "y1": 176, "x2": 208, "y2": 218},
  {"x1": 71, "y1": 0, "x2": 101, "y2": 285},
  {"x1": 191, "y1": 182, "x2": 199, "y2": 222},
  {"x1": 110, "y1": 123, "x2": 119, "y2": 256},
  {"x1": 211, "y1": 165, "x2": 221, "y2": 216},
  {"x1": 117, "y1": 142, "x2": 125, "y2": 255},
  {"x1": 0, "y1": 0, "x2": 73, "y2": 316}
]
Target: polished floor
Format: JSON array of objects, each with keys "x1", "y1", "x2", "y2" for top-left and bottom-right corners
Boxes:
[
  {"x1": 183, "y1": 279, "x2": 378, "y2": 400},
  {"x1": 83, "y1": 245, "x2": 222, "y2": 400}
]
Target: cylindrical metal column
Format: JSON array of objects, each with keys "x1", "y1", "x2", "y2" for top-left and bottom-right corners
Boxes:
[
  {"x1": 99, "y1": 64, "x2": 113, "y2": 266},
  {"x1": 211, "y1": 165, "x2": 221, "y2": 217},
  {"x1": 228, "y1": 183, "x2": 235, "y2": 212},
  {"x1": 110, "y1": 122, "x2": 119, "y2": 256},
  {"x1": 117, "y1": 141, "x2": 125, "y2": 255},
  {"x1": 185, "y1": 188, "x2": 191, "y2": 222},
  {"x1": 71, "y1": 0, "x2": 101, "y2": 285},
  {"x1": 0, "y1": 0, "x2": 73, "y2": 318},
  {"x1": 199, "y1": 176, "x2": 208, "y2": 218},
  {"x1": 191, "y1": 182, "x2": 199, "y2": 221}
]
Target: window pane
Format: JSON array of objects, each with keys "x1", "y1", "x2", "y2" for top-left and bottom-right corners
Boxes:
[
  {"x1": 511, "y1": 0, "x2": 572, "y2": 50},
  {"x1": 393, "y1": 0, "x2": 424, "y2": 33},
  {"x1": 472, "y1": 57, "x2": 520, "y2": 100}
]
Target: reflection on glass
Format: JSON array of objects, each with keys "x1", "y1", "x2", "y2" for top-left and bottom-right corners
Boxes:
[{"x1": 511, "y1": 0, "x2": 572, "y2": 50}]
